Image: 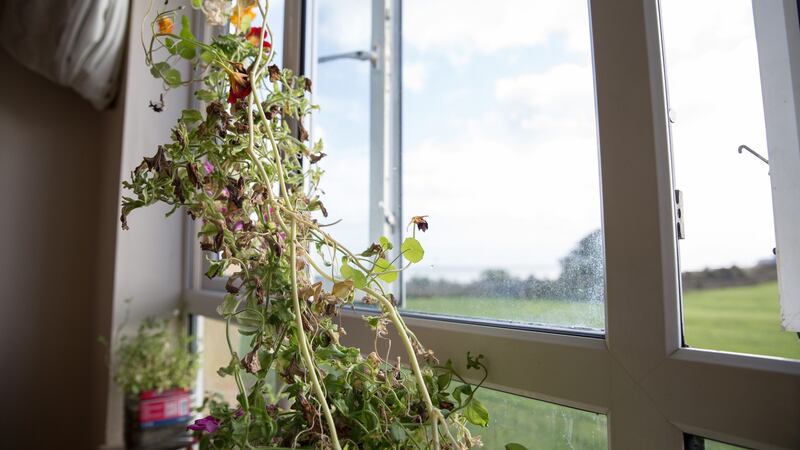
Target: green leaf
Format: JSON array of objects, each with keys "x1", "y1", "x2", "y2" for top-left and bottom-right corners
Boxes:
[
  {"x1": 401, "y1": 237, "x2": 424, "y2": 263},
  {"x1": 437, "y1": 372, "x2": 452, "y2": 391},
  {"x1": 464, "y1": 398, "x2": 489, "y2": 427},
  {"x1": 374, "y1": 258, "x2": 398, "y2": 283},
  {"x1": 149, "y1": 61, "x2": 171, "y2": 79},
  {"x1": 390, "y1": 422, "x2": 406, "y2": 442},
  {"x1": 217, "y1": 294, "x2": 240, "y2": 317},
  {"x1": 453, "y1": 384, "x2": 471, "y2": 404},
  {"x1": 341, "y1": 262, "x2": 367, "y2": 289},
  {"x1": 195, "y1": 89, "x2": 217, "y2": 102},
  {"x1": 164, "y1": 68, "x2": 182, "y2": 87},
  {"x1": 200, "y1": 50, "x2": 214, "y2": 64},
  {"x1": 179, "y1": 15, "x2": 195, "y2": 41},
  {"x1": 177, "y1": 40, "x2": 196, "y2": 59},
  {"x1": 505, "y1": 444, "x2": 528, "y2": 450},
  {"x1": 191, "y1": 0, "x2": 202, "y2": 8},
  {"x1": 180, "y1": 109, "x2": 203, "y2": 124},
  {"x1": 164, "y1": 38, "x2": 177, "y2": 54},
  {"x1": 379, "y1": 235, "x2": 393, "y2": 251}
]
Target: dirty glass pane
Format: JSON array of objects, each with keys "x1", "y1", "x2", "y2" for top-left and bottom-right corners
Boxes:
[
  {"x1": 400, "y1": 0, "x2": 605, "y2": 331},
  {"x1": 474, "y1": 388, "x2": 607, "y2": 449}
]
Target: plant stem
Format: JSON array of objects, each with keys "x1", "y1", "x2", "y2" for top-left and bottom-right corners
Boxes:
[{"x1": 289, "y1": 220, "x2": 341, "y2": 450}]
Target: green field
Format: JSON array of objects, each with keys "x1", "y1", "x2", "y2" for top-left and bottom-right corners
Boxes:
[
  {"x1": 406, "y1": 281, "x2": 798, "y2": 448},
  {"x1": 407, "y1": 281, "x2": 800, "y2": 360}
]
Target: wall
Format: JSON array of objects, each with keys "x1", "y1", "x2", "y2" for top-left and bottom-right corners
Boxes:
[
  {"x1": 0, "y1": 49, "x2": 123, "y2": 449},
  {"x1": 0, "y1": 0, "x2": 190, "y2": 446}
]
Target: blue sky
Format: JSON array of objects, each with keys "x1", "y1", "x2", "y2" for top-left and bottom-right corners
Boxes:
[{"x1": 306, "y1": 0, "x2": 775, "y2": 282}]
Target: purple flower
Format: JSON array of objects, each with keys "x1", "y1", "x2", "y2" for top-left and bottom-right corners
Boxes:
[
  {"x1": 234, "y1": 408, "x2": 244, "y2": 418},
  {"x1": 221, "y1": 187, "x2": 230, "y2": 199},
  {"x1": 203, "y1": 161, "x2": 215, "y2": 175},
  {"x1": 187, "y1": 415, "x2": 220, "y2": 433},
  {"x1": 234, "y1": 221, "x2": 244, "y2": 232}
]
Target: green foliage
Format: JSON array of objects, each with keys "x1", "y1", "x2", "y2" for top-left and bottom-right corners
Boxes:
[
  {"x1": 402, "y1": 237, "x2": 425, "y2": 263},
  {"x1": 122, "y1": 3, "x2": 492, "y2": 449},
  {"x1": 109, "y1": 316, "x2": 198, "y2": 395}
]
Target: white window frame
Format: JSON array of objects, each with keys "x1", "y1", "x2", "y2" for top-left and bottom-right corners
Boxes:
[
  {"x1": 753, "y1": 0, "x2": 800, "y2": 333},
  {"x1": 184, "y1": 1, "x2": 800, "y2": 448}
]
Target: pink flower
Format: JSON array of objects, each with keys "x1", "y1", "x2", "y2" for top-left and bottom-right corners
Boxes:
[
  {"x1": 187, "y1": 415, "x2": 220, "y2": 433},
  {"x1": 234, "y1": 221, "x2": 244, "y2": 232},
  {"x1": 221, "y1": 187, "x2": 230, "y2": 198},
  {"x1": 203, "y1": 161, "x2": 215, "y2": 175}
]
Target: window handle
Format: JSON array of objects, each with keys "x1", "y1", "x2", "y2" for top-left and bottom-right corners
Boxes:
[
  {"x1": 737, "y1": 144, "x2": 769, "y2": 165},
  {"x1": 318, "y1": 50, "x2": 376, "y2": 65}
]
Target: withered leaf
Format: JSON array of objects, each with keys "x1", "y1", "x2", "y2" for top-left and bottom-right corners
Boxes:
[
  {"x1": 268, "y1": 64, "x2": 281, "y2": 82},
  {"x1": 308, "y1": 152, "x2": 326, "y2": 164},
  {"x1": 241, "y1": 349, "x2": 261, "y2": 374},
  {"x1": 172, "y1": 174, "x2": 185, "y2": 202},
  {"x1": 143, "y1": 146, "x2": 172, "y2": 175},
  {"x1": 360, "y1": 243, "x2": 384, "y2": 257},
  {"x1": 186, "y1": 162, "x2": 201, "y2": 188},
  {"x1": 303, "y1": 77, "x2": 312, "y2": 93},
  {"x1": 120, "y1": 213, "x2": 129, "y2": 230},
  {"x1": 331, "y1": 280, "x2": 354, "y2": 299},
  {"x1": 298, "y1": 122, "x2": 309, "y2": 141},
  {"x1": 225, "y1": 276, "x2": 240, "y2": 294}
]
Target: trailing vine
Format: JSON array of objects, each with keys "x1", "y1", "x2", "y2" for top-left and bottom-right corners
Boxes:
[{"x1": 121, "y1": 1, "x2": 491, "y2": 448}]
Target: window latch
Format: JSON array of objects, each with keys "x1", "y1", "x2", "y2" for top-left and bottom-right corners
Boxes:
[
  {"x1": 675, "y1": 189, "x2": 685, "y2": 240},
  {"x1": 318, "y1": 50, "x2": 377, "y2": 66}
]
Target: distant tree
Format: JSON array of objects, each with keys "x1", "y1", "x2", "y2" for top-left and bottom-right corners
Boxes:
[{"x1": 557, "y1": 229, "x2": 605, "y2": 302}]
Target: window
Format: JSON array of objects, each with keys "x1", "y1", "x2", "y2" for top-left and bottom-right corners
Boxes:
[
  {"x1": 400, "y1": 0, "x2": 604, "y2": 331},
  {"x1": 183, "y1": 1, "x2": 800, "y2": 449},
  {"x1": 661, "y1": 0, "x2": 800, "y2": 359}
]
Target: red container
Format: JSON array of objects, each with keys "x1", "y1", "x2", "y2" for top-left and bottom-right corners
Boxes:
[{"x1": 124, "y1": 389, "x2": 193, "y2": 450}]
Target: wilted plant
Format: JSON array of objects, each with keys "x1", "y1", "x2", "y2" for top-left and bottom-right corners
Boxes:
[{"x1": 121, "y1": 1, "x2": 492, "y2": 448}]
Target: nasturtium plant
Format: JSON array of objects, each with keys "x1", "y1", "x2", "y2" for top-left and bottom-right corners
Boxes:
[{"x1": 121, "y1": 1, "x2": 494, "y2": 449}]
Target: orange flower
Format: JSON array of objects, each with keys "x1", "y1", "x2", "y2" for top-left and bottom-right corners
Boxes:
[
  {"x1": 157, "y1": 16, "x2": 174, "y2": 35},
  {"x1": 230, "y1": 4, "x2": 257, "y2": 29}
]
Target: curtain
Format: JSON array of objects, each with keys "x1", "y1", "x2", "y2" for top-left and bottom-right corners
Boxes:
[{"x1": 1, "y1": 0, "x2": 129, "y2": 110}]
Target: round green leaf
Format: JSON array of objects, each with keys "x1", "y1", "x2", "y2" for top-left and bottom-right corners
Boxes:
[
  {"x1": 374, "y1": 257, "x2": 398, "y2": 283},
  {"x1": 505, "y1": 444, "x2": 529, "y2": 450},
  {"x1": 401, "y1": 237, "x2": 424, "y2": 263}
]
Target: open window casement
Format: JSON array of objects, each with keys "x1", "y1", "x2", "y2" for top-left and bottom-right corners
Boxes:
[{"x1": 753, "y1": 0, "x2": 800, "y2": 332}]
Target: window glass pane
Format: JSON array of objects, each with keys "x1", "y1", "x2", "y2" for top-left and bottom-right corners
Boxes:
[
  {"x1": 400, "y1": 1, "x2": 605, "y2": 331},
  {"x1": 200, "y1": 318, "x2": 279, "y2": 407},
  {"x1": 474, "y1": 388, "x2": 607, "y2": 449},
  {"x1": 200, "y1": 318, "x2": 244, "y2": 404},
  {"x1": 312, "y1": 0, "x2": 372, "y2": 254},
  {"x1": 660, "y1": 0, "x2": 800, "y2": 359}
]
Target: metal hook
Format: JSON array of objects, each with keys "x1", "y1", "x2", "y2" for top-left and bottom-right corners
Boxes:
[{"x1": 737, "y1": 144, "x2": 769, "y2": 165}]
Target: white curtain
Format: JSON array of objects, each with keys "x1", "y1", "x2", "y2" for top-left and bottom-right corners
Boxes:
[{"x1": 1, "y1": 0, "x2": 129, "y2": 110}]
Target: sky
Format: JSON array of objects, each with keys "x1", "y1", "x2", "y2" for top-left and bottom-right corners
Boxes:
[{"x1": 308, "y1": 0, "x2": 776, "y2": 283}]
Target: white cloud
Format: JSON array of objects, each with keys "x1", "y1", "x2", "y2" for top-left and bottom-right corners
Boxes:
[
  {"x1": 403, "y1": 0, "x2": 591, "y2": 63},
  {"x1": 495, "y1": 63, "x2": 596, "y2": 138},
  {"x1": 403, "y1": 62, "x2": 427, "y2": 92}
]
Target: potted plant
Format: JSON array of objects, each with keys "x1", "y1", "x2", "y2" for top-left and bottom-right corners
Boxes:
[
  {"x1": 119, "y1": 1, "x2": 522, "y2": 448},
  {"x1": 105, "y1": 314, "x2": 199, "y2": 449}
]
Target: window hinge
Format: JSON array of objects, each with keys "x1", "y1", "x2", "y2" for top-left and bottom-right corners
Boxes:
[{"x1": 675, "y1": 189, "x2": 685, "y2": 239}]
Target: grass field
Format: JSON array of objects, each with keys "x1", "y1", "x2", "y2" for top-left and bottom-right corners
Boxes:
[
  {"x1": 406, "y1": 281, "x2": 798, "y2": 448},
  {"x1": 407, "y1": 281, "x2": 800, "y2": 360}
]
